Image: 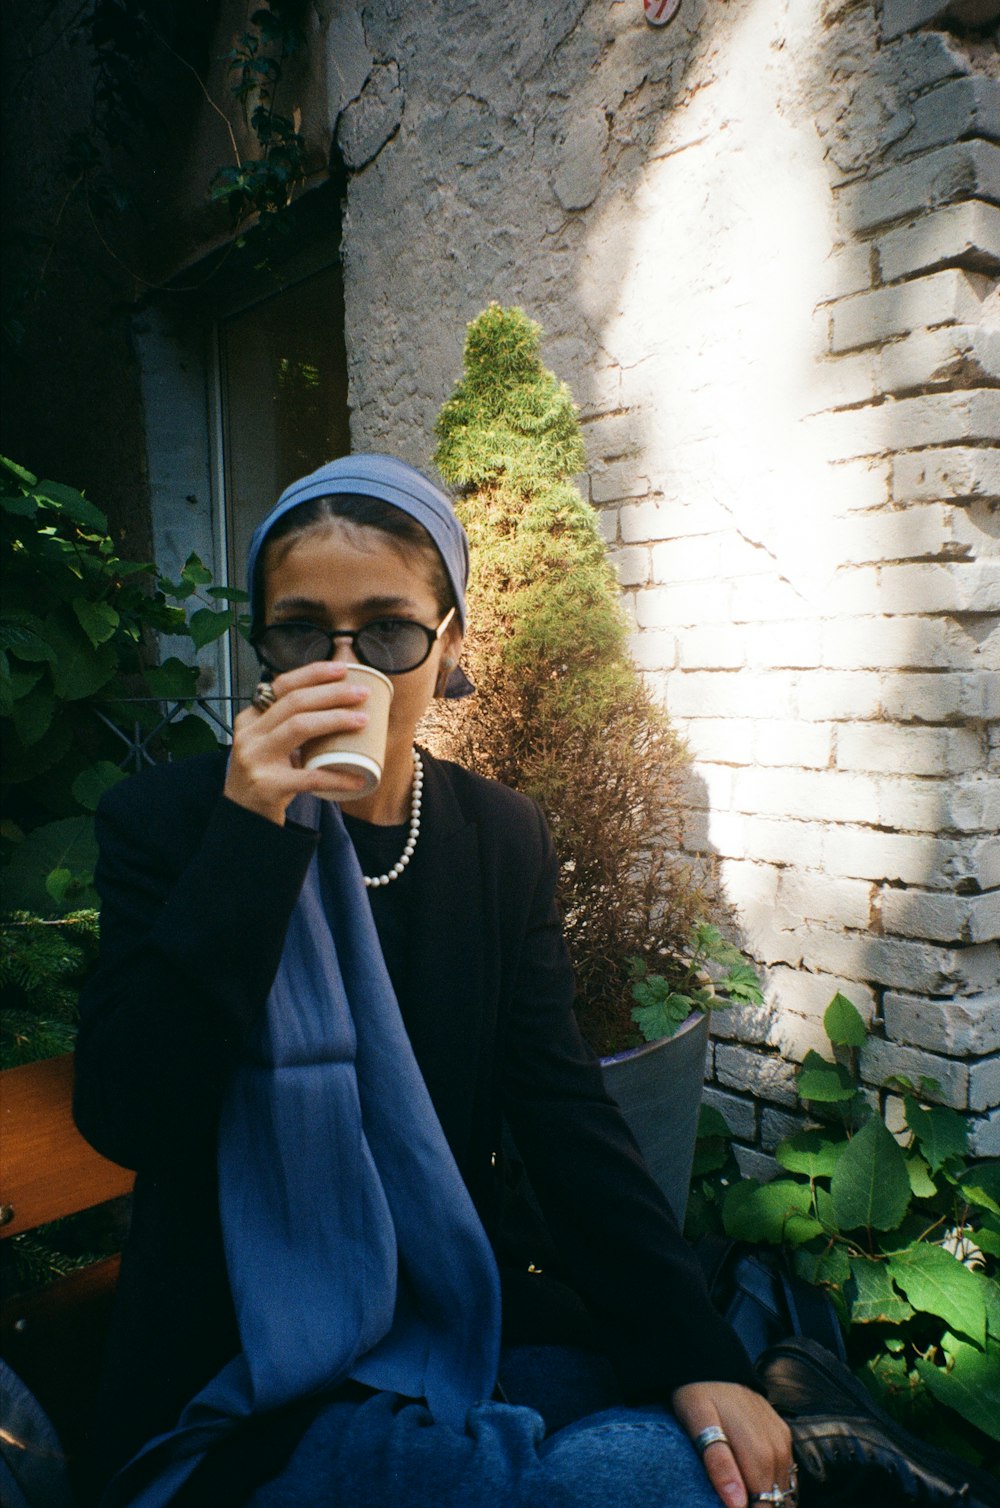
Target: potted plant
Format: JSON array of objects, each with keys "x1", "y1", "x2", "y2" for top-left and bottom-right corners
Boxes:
[{"x1": 431, "y1": 306, "x2": 763, "y2": 1220}]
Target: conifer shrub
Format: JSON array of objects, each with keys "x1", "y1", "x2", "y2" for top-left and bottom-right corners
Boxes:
[{"x1": 431, "y1": 304, "x2": 702, "y2": 1055}]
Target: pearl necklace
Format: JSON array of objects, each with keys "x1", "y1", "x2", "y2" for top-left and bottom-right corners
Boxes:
[{"x1": 363, "y1": 750, "x2": 423, "y2": 888}]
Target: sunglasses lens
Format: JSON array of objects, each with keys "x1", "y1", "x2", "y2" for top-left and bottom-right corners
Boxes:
[
  {"x1": 356, "y1": 621, "x2": 432, "y2": 673},
  {"x1": 255, "y1": 624, "x2": 332, "y2": 671}
]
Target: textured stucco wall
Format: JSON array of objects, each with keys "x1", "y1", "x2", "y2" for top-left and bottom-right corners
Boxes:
[{"x1": 315, "y1": 0, "x2": 999, "y2": 1161}]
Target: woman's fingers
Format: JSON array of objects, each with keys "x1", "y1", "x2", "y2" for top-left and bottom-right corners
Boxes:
[{"x1": 672, "y1": 1382, "x2": 795, "y2": 1508}]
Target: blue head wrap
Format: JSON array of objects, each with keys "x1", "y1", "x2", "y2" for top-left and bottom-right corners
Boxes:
[{"x1": 247, "y1": 454, "x2": 471, "y2": 697}]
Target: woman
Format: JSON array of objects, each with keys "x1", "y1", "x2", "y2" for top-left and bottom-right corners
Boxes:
[{"x1": 74, "y1": 454, "x2": 794, "y2": 1508}]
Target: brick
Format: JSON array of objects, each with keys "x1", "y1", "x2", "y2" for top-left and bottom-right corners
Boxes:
[
  {"x1": 877, "y1": 201, "x2": 1000, "y2": 283},
  {"x1": 885, "y1": 389, "x2": 1000, "y2": 451},
  {"x1": 583, "y1": 408, "x2": 647, "y2": 460},
  {"x1": 719, "y1": 856, "x2": 780, "y2": 912},
  {"x1": 874, "y1": 776, "x2": 957, "y2": 833},
  {"x1": 822, "y1": 616, "x2": 982, "y2": 672},
  {"x1": 885, "y1": 1094, "x2": 909, "y2": 1138},
  {"x1": 761, "y1": 1107, "x2": 808, "y2": 1152},
  {"x1": 969, "y1": 891, "x2": 1000, "y2": 944},
  {"x1": 595, "y1": 505, "x2": 618, "y2": 545},
  {"x1": 886, "y1": 983, "x2": 1000, "y2": 1055},
  {"x1": 822, "y1": 826, "x2": 959, "y2": 884},
  {"x1": 804, "y1": 929, "x2": 994, "y2": 994},
  {"x1": 882, "y1": 561, "x2": 1000, "y2": 614},
  {"x1": 608, "y1": 545, "x2": 650, "y2": 586},
  {"x1": 729, "y1": 576, "x2": 819, "y2": 624},
  {"x1": 969, "y1": 1107, "x2": 1000, "y2": 1156},
  {"x1": 836, "y1": 723, "x2": 983, "y2": 776},
  {"x1": 779, "y1": 871, "x2": 872, "y2": 930},
  {"x1": 973, "y1": 836, "x2": 1000, "y2": 890},
  {"x1": 861, "y1": 1037, "x2": 969, "y2": 1107},
  {"x1": 702, "y1": 1086, "x2": 757, "y2": 1141},
  {"x1": 715, "y1": 1044, "x2": 800, "y2": 1106},
  {"x1": 822, "y1": 242, "x2": 873, "y2": 299},
  {"x1": 705, "y1": 1000, "x2": 771, "y2": 1045},
  {"x1": 678, "y1": 625, "x2": 747, "y2": 670},
  {"x1": 679, "y1": 719, "x2": 752, "y2": 764},
  {"x1": 685, "y1": 812, "x2": 827, "y2": 868},
  {"x1": 879, "y1": 0, "x2": 964, "y2": 39},
  {"x1": 970, "y1": 1056, "x2": 1000, "y2": 1113},
  {"x1": 879, "y1": 672, "x2": 963, "y2": 722},
  {"x1": 879, "y1": 325, "x2": 1000, "y2": 398},
  {"x1": 829, "y1": 269, "x2": 983, "y2": 354},
  {"x1": 797, "y1": 672, "x2": 882, "y2": 721},
  {"x1": 960, "y1": 672, "x2": 1000, "y2": 720},
  {"x1": 619, "y1": 497, "x2": 731, "y2": 544},
  {"x1": 733, "y1": 1146, "x2": 780, "y2": 1183},
  {"x1": 685, "y1": 762, "x2": 734, "y2": 813},
  {"x1": 829, "y1": 458, "x2": 891, "y2": 514},
  {"x1": 734, "y1": 766, "x2": 877, "y2": 823},
  {"x1": 626, "y1": 628, "x2": 677, "y2": 671},
  {"x1": 893, "y1": 446, "x2": 1000, "y2": 503},
  {"x1": 847, "y1": 142, "x2": 1000, "y2": 234},
  {"x1": 590, "y1": 460, "x2": 650, "y2": 504},
  {"x1": 634, "y1": 582, "x2": 733, "y2": 629},
  {"x1": 767, "y1": 966, "x2": 876, "y2": 1026},
  {"x1": 752, "y1": 720, "x2": 832, "y2": 768},
  {"x1": 945, "y1": 779, "x2": 1000, "y2": 835},
  {"x1": 666, "y1": 671, "x2": 798, "y2": 720},
  {"x1": 889, "y1": 77, "x2": 1000, "y2": 162},
  {"x1": 651, "y1": 535, "x2": 724, "y2": 583},
  {"x1": 880, "y1": 887, "x2": 969, "y2": 943},
  {"x1": 767, "y1": 1011, "x2": 840, "y2": 1064},
  {"x1": 744, "y1": 623, "x2": 822, "y2": 670}
]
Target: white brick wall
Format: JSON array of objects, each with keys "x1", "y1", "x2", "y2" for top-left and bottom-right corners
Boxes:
[{"x1": 331, "y1": 0, "x2": 999, "y2": 1154}]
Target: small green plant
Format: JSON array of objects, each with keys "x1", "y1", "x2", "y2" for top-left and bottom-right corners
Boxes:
[
  {"x1": 628, "y1": 923, "x2": 764, "y2": 1044},
  {"x1": 706, "y1": 994, "x2": 1000, "y2": 1468},
  {"x1": 0, "y1": 910, "x2": 98, "y2": 1068}
]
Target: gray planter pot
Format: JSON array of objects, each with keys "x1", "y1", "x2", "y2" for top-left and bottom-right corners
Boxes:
[{"x1": 599, "y1": 1010, "x2": 710, "y2": 1228}]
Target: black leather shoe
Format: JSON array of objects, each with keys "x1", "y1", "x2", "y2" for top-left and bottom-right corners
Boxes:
[{"x1": 759, "y1": 1337, "x2": 1000, "y2": 1508}]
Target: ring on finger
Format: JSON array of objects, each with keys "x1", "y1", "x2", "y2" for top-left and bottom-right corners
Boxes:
[
  {"x1": 692, "y1": 1425, "x2": 730, "y2": 1455},
  {"x1": 750, "y1": 1485, "x2": 797, "y2": 1507},
  {"x1": 252, "y1": 680, "x2": 277, "y2": 712}
]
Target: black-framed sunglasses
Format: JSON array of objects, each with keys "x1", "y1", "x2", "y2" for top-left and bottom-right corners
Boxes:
[{"x1": 252, "y1": 607, "x2": 456, "y2": 676}]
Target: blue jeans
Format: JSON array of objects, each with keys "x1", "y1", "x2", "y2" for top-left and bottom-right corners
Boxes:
[{"x1": 246, "y1": 1347, "x2": 723, "y2": 1507}]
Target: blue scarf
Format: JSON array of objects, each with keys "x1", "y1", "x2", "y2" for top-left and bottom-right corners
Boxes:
[{"x1": 106, "y1": 797, "x2": 502, "y2": 1507}]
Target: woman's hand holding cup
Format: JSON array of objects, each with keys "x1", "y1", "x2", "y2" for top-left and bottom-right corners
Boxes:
[{"x1": 225, "y1": 662, "x2": 372, "y2": 825}]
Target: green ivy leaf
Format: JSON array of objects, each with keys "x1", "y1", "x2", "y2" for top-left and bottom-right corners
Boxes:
[
  {"x1": 1, "y1": 454, "x2": 38, "y2": 485},
  {"x1": 960, "y1": 1163, "x2": 1000, "y2": 1217},
  {"x1": 905, "y1": 1153, "x2": 938, "y2": 1200},
  {"x1": 697, "y1": 1104, "x2": 731, "y2": 1140},
  {"x1": 723, "y1": 1180, "x2": 823, "y2": 1246},
  {"x1": 797, "y1": 1049, "x2": 858, "y2": 1104},
  {"x1": 979, "y1": 1270, "x2": 1000, "y2": 1342},
  {"x1": 181, "y1": 553, "x2": 214, "y2": 587},
  {"x1": 976, "y1": 1222, "x2": 1000, "y2": 1259},
  {"x1": 143, "y1": 657, "x2": 199, "y2": 700},
  {"x1": 2, "y1": 816, "x2": 98, "y2": 913},
  {"x1": 904, "y1": 1098, "x2": 968, "y2": 1174},
  {"x1": 887, "y1": 1245, "x2": 986, "y2": 1346},
  {"x1": 44, "y1": 615, "x2": 117, "y2": 701},
  {"x1": 72, "y1": 597, "x2": 120, "y2": 647},
  {"x1": 157, "y1": 714, "x2": 220, "y2": 759},
  {"x1": 823, "y1": 992, "x2": 867, "y2": 1048},
  {"x1": 206, "y1": 585, "x2": 250, "y2": 602},
  {"x1": 830, "y1": 1116, "x2": 912, "y2": 1232},
  {"x1": 11, "y1": 687, "x2": 55, "y2": 747},
  {"x1": 72, "y1": 761, "x2": 126, "y2": 812},
  {"x1": 793, "y1": 1243, "x2": 850, "y2": 1289},
  {"x1": 0, "y1": 615, "x2": 58, "y2": 663},
  {"x1": 188, "y1": 607, "x2": 232, "y2": 650},
  {"x1": 775, "y1": 1130, "x2": 847, "y2": 1180},
  {"x1": 847, "y1": 1256, "x2": 914, "y2": 1324},
  {"x1": 916, "y1": 1334, "x2": 1000, "y2": 1443},
  {"x1": 35, "y1": 479, "x2": 107, "y2": 531}
]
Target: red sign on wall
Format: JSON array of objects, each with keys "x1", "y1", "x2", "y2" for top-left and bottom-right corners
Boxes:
[{"x1": 643, "y1": 0, "x2": 681, "y2": 25}]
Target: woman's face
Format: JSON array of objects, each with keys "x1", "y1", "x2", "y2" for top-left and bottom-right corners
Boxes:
[{"x1": 262, "y1": 521, "x2": 461, "y2": 774}]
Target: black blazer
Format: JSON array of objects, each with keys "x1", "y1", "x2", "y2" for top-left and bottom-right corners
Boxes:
[{"x1": 74, "y1": 749, "x2": 755, "y2": 1491}]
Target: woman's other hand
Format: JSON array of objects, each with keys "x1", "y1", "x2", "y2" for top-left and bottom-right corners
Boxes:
[
  {"x1": 225, "y1": 662, "x2": 370, "y2": 824},
  {"x1": 672, "y1": 1381, "x2": 795, "y2": 1508}
]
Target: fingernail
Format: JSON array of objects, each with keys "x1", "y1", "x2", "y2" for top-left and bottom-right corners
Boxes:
[{"x1": 721, "y1": 1486, "x2": 746, "y2": 1508}]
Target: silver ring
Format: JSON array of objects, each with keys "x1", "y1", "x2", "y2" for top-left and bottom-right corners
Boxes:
[
  {"x1": 252, "y1": 680, "x2": 277, "y2": 712},
  {"x1": 750, "y1": 1487, "x2": 797, "y2": 1507},
  {"x1": 693, "y1": 1425, "x2": 730, "y2": 1455}
]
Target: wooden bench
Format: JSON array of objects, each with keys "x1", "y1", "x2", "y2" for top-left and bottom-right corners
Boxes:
[{"x1": 0, "y1": 1054, "x2": 134, "y2": 1483}]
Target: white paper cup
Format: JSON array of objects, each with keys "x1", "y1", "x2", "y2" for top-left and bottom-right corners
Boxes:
[{"x1": 301, "y1": 664, "x2": 394, "y2": 801}]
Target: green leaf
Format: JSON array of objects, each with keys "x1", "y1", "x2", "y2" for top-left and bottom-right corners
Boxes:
[
  {"x1": 11, "y1": 687, "x2": 55, "y2": 747},
  {"x1": 979, "y1": 1270, "x2": 1000, "y2": 1341},
  {"x1": 157, "y1": 714, "x2": 220, "y2": 759},
  {"x1": 823, "y1": 992, "x2": 867, "y2": 1048},
  {"x1": 697, "y1": 1104, "x2": 732, "y2": 1141},
  {"x1": 1, "y1": 454, "x2": 38, "y2": 485},
  {"x1": 797, "y1": 1050, "x2": 858, "y2": 1104},
  {"x1": 830, "y1": 1116, "x2": 912, "y2": 1232},
  {"x1": 72, "y1": 761, "x2": 125, "y2": 812},
  {"x1": 793, "y1": 1243, "x2": 851, "y2": 1289},
  {"x1": 960, "y1": 1163, "x2": 1000, "y2": 1217},
  {"x1": 180, "y1": 553, "x2": 213, "y2": 587},
  {"x1": 776, "y1": 1129, "x2": 847, "y2": 1180},
  {"x1": 847, "y1": 1256, "x2": 914, "y2": 1324},
  {"x1": 72, "y1": 597, "x2": 120, "y2": 647},
  {"x1": 206, "y1": 585, "x2": 250, "y2": 602},
  {"x1": 143, "y1": 657, "x2": 199, "y2": 699},
  {"x1": 0, "y1": 616, "x2": 58, "y2": 663},
  {"x1": 916, "y1": 1335, "x2": 1000, "y2": 1442},
  {"x1": 976, "y1": 1221, "x2": 1000, "y2": 1259},
  {"x1": 905, "y1": 1098, "x2": 968, "y2": 1174},
  {"x1": 723, "y1": 1179, "x2": 823, "y2": 1246},
  {"x1": 905, "y1": 1153, "x2": 938, "y2": 1199},
  {"x1": 188, "y1": 607, "x2": 231, "y2": 650},
  {"x1": 35, "y1": 479, "x2": 107, "y2": 530},
  {"x1": 1, "y1": 817, "x2": 98, "y2": 913},
  {"x1": 630, "y1": 994, "x2": 693, "y2": 1042},
  {"x1": 887, "y1": 1245, "x2": 986, "y2": 1346}
]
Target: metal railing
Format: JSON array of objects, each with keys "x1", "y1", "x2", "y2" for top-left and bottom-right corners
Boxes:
[{"x1": 94, "y1": 697, "x2": 238, "y2": 773}]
